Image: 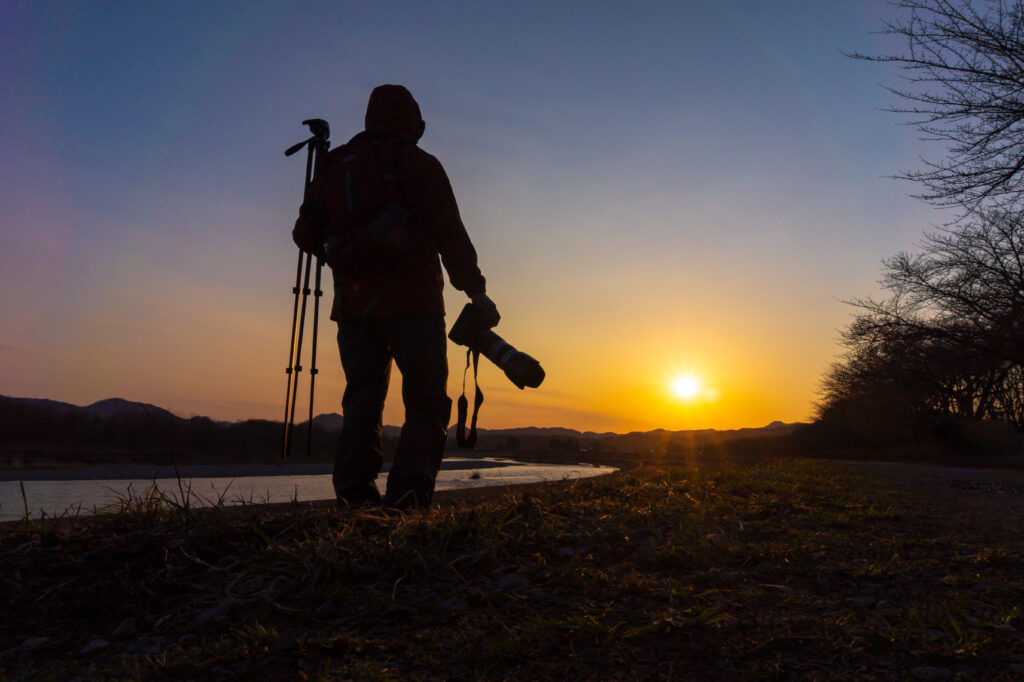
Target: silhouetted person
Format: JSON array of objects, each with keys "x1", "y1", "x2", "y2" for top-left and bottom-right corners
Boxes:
[{"x1": 293, "y1": 84, "x2": 499, "y2": 509}]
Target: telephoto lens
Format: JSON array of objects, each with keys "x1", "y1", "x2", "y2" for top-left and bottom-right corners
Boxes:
[{"x1": 448, "y1": 304, "x2": 545, "y2": 389}]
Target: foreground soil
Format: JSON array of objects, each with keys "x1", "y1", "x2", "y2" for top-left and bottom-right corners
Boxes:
[{"x1": 2, "y1": 458, "x2": 1023, "y2": 680}]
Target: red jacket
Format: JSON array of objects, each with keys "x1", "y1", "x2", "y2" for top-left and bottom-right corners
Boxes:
[{"x1": 293, "y1": 85, "x2": 486, "y2": 320}]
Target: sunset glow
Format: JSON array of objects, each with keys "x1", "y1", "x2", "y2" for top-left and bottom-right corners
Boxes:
[{"x1": 0, "y1": 2, "x2": 938, "y2": 433}]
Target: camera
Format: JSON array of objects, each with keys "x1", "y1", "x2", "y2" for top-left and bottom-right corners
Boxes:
[{"x1": 448, "y1": 303, "x2": 545, "y2": 389}]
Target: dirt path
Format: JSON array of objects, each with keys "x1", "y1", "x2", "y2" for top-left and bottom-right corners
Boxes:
[{"x1": 838, "y1": 459, "x2": 1024, "y2": 539}]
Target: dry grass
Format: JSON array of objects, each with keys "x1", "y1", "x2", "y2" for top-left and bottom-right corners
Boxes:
[{"x1": 1, "y1": 459, "x2": 1023, "y2": 680}]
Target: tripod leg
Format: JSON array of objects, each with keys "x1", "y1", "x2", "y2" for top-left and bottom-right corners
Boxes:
[
  {"x1": 285, "y1": 251, "x2": 314, "y2": 458},
  {"x1": 281, "y1": 248, "x2": 305, "y2": 458},
  {"x1": 282, "y1": 129, "x2": 330, "y2": 459},
  {"x1": 306, "y1": 258, "x2": 324, "y2": 457}
]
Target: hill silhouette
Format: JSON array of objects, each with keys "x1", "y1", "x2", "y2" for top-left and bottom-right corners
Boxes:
[{"x1": 0, "y1": 395, "x2": 800, "y2": 468}]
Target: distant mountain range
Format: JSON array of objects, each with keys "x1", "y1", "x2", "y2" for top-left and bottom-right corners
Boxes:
[
  {"x1": 17, "y1": 397, "x2": 180, "y2": 421},
  {"x1": 1, "y1": 395, "x2": 803, "y2": 457}
]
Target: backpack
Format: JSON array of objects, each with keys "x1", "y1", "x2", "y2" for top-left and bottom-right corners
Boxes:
[{"x1": 321, "y1": 137, "x2": 417, "y2": 276}]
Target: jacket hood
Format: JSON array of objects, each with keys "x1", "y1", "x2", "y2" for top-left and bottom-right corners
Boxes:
[{"x1": 365, "y1": 84, "x2": 425, "y2": 142}]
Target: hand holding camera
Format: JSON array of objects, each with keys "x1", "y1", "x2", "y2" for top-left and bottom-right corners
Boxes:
[{"x1": 470, "y1": 293, "x2": 500, "y2": 328}]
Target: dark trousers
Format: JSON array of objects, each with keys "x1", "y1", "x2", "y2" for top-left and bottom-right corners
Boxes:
[{"x1": 333, "y1": 313, "x2": 452, "y2": 507}]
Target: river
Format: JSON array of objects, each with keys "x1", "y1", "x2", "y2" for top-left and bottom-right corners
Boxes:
[{"x1": 0, "y1": 457, "x2": 616, "y2": 521}]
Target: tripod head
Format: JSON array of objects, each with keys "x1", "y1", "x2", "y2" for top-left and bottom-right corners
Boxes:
[
  {"x1": 284, "y1": 118, "x2": 331, "y2": 157},
  {"x1": 303, "y1": 118, "x2": 329, "y2": 141}
]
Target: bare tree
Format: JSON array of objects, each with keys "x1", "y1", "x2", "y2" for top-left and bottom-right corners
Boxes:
[
  {"x1": 850, "y1": 208, "x2": 1024, "y2": 365},
  {"x1": 993, "y1": 363, "x2": 1024, "y2": 425},
  {"x1": 819, "y1": 209, "x2": 1024, "y2": 431},
  {"x1": 853, "y1": 0, "x2": 1024, "y2": 211}
]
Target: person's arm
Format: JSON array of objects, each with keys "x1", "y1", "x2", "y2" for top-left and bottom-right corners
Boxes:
[
  {"x1": 416, "y1": 157, "x2": 485, "y2": 289},
  {"x1": 417, "y1": 157, "x2": 500, "y2": 325}
]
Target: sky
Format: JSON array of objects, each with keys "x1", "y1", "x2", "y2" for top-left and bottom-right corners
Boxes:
[{"x1": 1, "y1": 1, "x2": 948, "y2": 433}]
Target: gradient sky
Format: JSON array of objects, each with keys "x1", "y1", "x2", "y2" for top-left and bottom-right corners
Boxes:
[{"x1": 1, "y1": 1, "x2": 947, "y2": 432}]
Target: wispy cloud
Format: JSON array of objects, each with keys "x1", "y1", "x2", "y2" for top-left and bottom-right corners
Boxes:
[{"x1": 0, "y1": 341, "x2": 53, "y2": 357}]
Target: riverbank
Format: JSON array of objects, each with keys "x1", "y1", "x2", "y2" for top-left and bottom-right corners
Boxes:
[{"x1": 2, "y1": 457, "x2": 1022, "y2": 679}]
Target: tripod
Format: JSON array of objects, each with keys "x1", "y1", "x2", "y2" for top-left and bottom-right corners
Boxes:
[{"x1": 282, "y1": 118, "x2": 330, "y2": 458}]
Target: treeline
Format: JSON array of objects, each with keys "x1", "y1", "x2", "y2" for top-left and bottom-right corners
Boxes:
[
  {"x1": 483, "y1": 426, "x2": 799, "y2": 457},
  {"x1": 809, "y1": 210, "x2": 1024, "y2": 456}
]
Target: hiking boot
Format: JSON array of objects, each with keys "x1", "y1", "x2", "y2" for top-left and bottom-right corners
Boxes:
[
  {"x1": 383, "y1": 488, "x2": 427, "y2": 511},
  {"x1": 337, "y1": 484, "x2": 382, "y2": 510}
]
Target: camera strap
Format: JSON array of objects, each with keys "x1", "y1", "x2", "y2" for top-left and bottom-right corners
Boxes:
[{"x1": 456, "y1": 347, "x2": 483, "y2": 448}]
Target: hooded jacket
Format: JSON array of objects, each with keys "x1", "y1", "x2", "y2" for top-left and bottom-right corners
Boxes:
[{"x1": 293, "y1": 84, "x2": 486, "y2": 321}]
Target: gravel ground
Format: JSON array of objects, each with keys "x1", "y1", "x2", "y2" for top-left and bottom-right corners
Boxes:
[{"x1": 840, "y1": 459, "x2": 1024, "y2": 537}]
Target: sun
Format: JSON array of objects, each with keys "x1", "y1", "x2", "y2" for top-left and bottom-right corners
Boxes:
[{"x1": 671, "y1": 374, "x2": 700, "y2": 400}]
